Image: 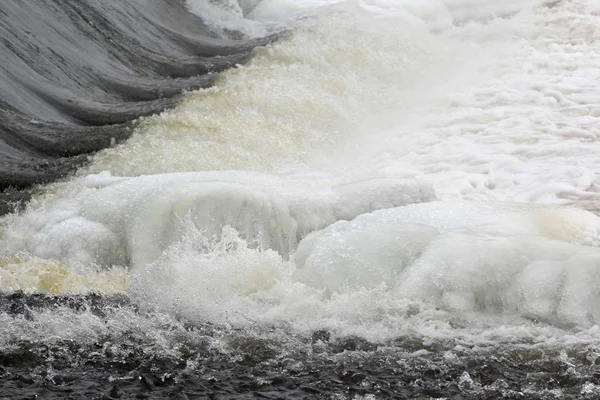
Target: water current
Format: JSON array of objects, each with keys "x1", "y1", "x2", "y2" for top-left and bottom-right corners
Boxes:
[{"x1": 1, "y1": 0, "x2": 600, "y2": 398}]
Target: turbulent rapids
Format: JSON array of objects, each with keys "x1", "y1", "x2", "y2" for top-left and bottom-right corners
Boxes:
[
  {"x1": 2, "y1": 0, "x2": 600, "y2": 398},
  {"x1": 0, "y1": 0, "x2": 273, "y2": 209}
]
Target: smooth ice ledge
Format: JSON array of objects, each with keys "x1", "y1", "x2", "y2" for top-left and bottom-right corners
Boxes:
[{"x1": 294, "y1": 201, "x2": 600, "y2": 326}]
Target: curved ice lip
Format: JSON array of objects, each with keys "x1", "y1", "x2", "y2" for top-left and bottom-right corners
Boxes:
[{"x1": 0, "y1": 171, "x2": 435, "y2": 270}]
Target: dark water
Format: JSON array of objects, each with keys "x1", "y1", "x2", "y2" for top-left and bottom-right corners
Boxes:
[
  {"x1": 1, "y1": 292, "x2": 600, "y2": 399},
  {"x1": 0, "y1": 0, "x2": 273, "y2": 208}
]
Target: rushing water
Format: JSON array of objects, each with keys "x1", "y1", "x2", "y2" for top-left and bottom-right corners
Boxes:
[{"x1": 1, "y1": 0, "x2": 600, "y2": 398}]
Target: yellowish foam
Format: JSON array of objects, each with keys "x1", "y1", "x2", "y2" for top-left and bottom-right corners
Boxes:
[{"x1": 0, "y1": 254, "x2": 130, "y2": 294}]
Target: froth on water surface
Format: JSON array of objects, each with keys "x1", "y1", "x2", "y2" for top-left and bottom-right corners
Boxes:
[{"x1": 2, "y1": 0, "x2": 600, "y2": 398}]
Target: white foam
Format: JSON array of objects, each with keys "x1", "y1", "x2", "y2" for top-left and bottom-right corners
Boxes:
[
  {"x1": 186, "y1": 0, "x2": 278, "y2": 38},
  {"x1": 248, "y1": 0, "x2": 545, "y2": 28},
  {"x1": 85, "y1": 0, "x2": 600, "y2": 211}
]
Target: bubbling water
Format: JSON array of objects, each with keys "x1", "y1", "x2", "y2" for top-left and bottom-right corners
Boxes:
[{"x1": 1, "y1": 0, "x2": 600, "y2": 346}]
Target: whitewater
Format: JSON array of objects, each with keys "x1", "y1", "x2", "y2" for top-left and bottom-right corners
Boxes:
[{"x1": 1, "y1": 0, "x2": 600, "y2": 398}]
